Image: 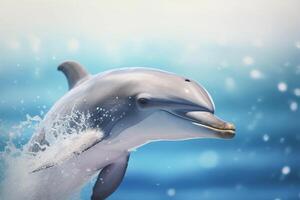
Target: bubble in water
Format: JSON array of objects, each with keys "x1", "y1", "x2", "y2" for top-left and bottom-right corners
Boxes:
[
  {"x1": 290, "y1": 101, "x2": 298, "y2": 111},
  {"x1": 166, "y1": 188, "x2": 176, "y2": 197},
  {"x1": 294, "y1": 88, "x2": 300, "y2": 97},
  {"x1": 263, "y1": 134, "x2": 269, "y2": 142},
  {"x1": 243, "y1": 56, "x2": 254, "y2": 65},
  {"x1": 282, "y1": 166, "x2": 290, "y2": 175},
  {"x1": 198, "y1": 151, "x2": 219, "y2": 168},
  {"x1": 278, "y1": 82, "x2": 287, "y2": 92},
  {"x1": 279, "y1": 137, "x2": 285, "y2": 143},
  {"x1": 296, "y1": 41, "x2": 300, "y2": 49},
  {"x1": 250, "y1": 69, "x2": 263, "y2": 79},
  {"x1": 225, "y1": 77, "x2": 235, "y2": 91},
  {"x1": 284, "y1": 146, "x2": 292, "y2": 155}
]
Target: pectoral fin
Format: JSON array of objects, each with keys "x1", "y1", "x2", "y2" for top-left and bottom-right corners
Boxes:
[{"x1": 91, "y1": 154, "x2": 130, "y2": 200}]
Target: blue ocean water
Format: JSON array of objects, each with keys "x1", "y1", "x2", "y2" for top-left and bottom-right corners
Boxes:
[{"x1": 0, "y1": 38, "x2": 299, "y2": 200}]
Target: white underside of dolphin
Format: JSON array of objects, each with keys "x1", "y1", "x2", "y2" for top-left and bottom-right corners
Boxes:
[{"x1": 17, "y1": 61, "x2": 235, "y2": 200}]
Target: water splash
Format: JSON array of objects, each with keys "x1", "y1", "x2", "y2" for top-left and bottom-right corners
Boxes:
[{"x1": 0, "y1": 111, "x2": 103, "y2": 200}]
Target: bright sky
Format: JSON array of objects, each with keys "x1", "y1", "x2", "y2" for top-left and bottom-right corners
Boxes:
[{"x1": 1, "y1": 0, "x2": 300, "y2": 46}]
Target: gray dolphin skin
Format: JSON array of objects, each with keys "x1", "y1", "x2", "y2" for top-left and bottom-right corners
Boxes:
[{"x1": 28, "y1": 61, "x2": 235, "y2": 200}]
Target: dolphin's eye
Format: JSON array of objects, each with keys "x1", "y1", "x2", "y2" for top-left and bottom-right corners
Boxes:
[
  {"x1": 138, "y1": 98, "x2": 148, "y2": 105},
  {"x1": 185, "y1": 79, "x2": 191, "y2": 82}
]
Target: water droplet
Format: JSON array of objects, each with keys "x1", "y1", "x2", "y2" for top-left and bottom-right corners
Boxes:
[
  {"x1": 290, "y1": 101, "x2": 298, "y2": 111},
  {"x1": 294, "y1": 88, "x2": 300, "y2": 97},
  {"x1": 278, "y1": 82, "x2": 287, "y2": 92},
  {"x1": 225, "y1": 77, "x2": 235, "y2": 91},
  {"x1": 198, "y1": 151, "x2": 219, "y2": 168},
  {"x1": 243, "y1": 56, "x2": 254, "y2": 65},
  {"x1": 295, "y1": 41, "x2": 300, "y2": 49},
  {"x1": 281, "y1": 166, "x2": 290, "y2": 175},
  {"x1": 263, "y1": 134, "x2": 269, "y2": 142},
  {"x1": 166, "y1": 188, "x2": 176, "y2": 197},
  {"x1": 250, "y1": 69, "x2": 263, "y2": 79}
]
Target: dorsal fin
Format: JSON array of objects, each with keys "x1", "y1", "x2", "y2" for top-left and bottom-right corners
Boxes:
[{"x1": 58, "y1": 61, "x2": 90, "y2": 90}]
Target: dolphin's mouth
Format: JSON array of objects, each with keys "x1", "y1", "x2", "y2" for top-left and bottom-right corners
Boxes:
[{"x1": 170, "y1": 110, "x2": 236, "y2": 139}]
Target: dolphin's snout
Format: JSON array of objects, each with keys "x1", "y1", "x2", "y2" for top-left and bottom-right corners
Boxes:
[
  {"x1": 224, "y1": 122, "x2": 235, "y2": 132},
  {"x1": 171, "y1": 110, "x2": 236, "y2": 139},
  {"x1": 213, "y1": 121, "x2": 235, "y2": 139},
  {"x1": 219, "y1": 122, "x2": 236, "y2": 139},
  {"x1": 215, "y1": 121, "x2": 236, "y2": 132}
]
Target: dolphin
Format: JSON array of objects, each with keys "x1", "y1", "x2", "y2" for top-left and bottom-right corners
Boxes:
[{"x1": 27, "y1": 61, "x2": 235, "y2": 200}]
